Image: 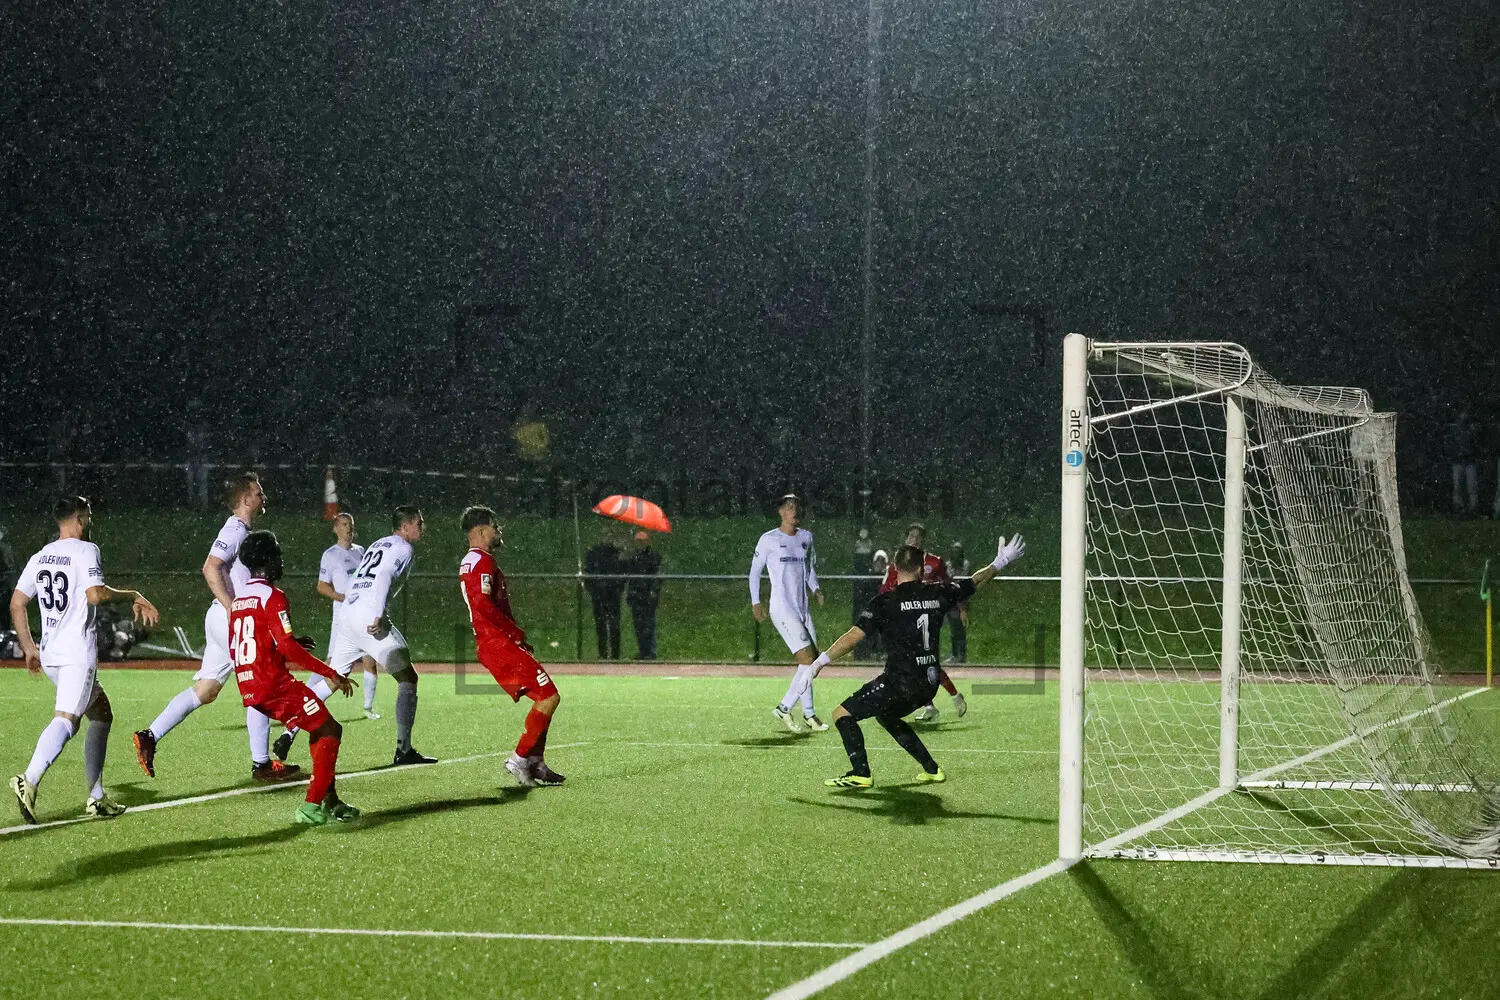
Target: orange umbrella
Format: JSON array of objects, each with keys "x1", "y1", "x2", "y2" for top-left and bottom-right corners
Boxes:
[{"x1": 592, "y1": 494, "x2": 672, "y2": 533}]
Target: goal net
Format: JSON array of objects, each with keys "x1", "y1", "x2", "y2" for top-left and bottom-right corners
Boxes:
[{"x1": 1058, "y1": 336, "x2": 1499, "y2": 868}]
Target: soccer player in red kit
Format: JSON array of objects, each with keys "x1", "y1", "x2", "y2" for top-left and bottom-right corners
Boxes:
[
  {"x1": 230, "y1": 530, "x2": 360, "y2": 825},
  {"x1": 458, "y1": 506, "x2": 565, "y2": 787},
  {"x1": 878, "y1": 523, "x2": 966, "y2": 721}
]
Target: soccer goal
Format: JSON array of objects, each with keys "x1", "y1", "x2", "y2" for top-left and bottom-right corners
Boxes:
[{"x1": 1057, "y1": 334, "x2": 1499, "y2": 868}]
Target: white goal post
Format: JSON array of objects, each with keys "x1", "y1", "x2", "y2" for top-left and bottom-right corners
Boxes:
[{"x1": 1058, "y1": 335, "x2": 1499, "y2": 869}]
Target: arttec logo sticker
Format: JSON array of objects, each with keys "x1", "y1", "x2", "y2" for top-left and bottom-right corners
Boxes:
[{"x1": 1064, "y1": 406, "x2": 1085, "y2": 471}]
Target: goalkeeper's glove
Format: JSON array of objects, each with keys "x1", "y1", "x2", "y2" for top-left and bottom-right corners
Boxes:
[
  {"x1": 809, "y1": 651, "x2": 831, "y2": 677},
  {"x1": 294, "y1": 634, "x2": 317, "y2": 651},
  {"x1": 992, "y1": 533, "x2": 1026, "y2": 571}
]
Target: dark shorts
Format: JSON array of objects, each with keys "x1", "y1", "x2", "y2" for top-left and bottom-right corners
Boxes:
[{"x1": 841, "y1": 672, "x2": 938, "y2": 722}]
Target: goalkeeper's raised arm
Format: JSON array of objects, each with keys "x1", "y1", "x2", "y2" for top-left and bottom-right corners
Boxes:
[{"x1": 811, "y1": 532, "x2": 1027, "y2": 674}]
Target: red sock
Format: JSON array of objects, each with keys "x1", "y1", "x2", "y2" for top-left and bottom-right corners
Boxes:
[
  {"x1": 516, "y1": 708, "x2": 552, "y2": 758},
  {"x1": 938, "y1": 669, "x2": 958, "y2": 697},
  {"x1": 307, "y1": 734, "x2": 340, "y2": 804}
]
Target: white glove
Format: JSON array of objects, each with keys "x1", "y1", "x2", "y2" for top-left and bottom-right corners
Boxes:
[
  {"x1": 992, "y1": 533, "x2": 1026, "y2": 571},
  {"x1": 809, "y1": 651, "x2": 831, "y2": 678}
]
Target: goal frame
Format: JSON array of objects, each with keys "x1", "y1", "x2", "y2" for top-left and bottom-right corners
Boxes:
[{"x1": 1057, "y1": 333, "x2": 1499, "y2": 870}]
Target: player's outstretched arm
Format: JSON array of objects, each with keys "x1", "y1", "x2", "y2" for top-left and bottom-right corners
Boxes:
[
  {"x1": 805, "y1": 625, "x2": 865, "y2": 677},
  {"x1": 87, "y1": 585, "x2": 160, "y2": 626},
  {"x1": 969, "y1": 533, "x2": 1026, "y2": 589},
  {"x1": 316, "y1": 580, "x2": 343, "y2": 603},
  {"x1": 8, "y1": 589, "x2": 40, "y2": 673}
]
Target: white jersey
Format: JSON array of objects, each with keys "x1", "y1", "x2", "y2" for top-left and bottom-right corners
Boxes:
[
  {"x1": 341, "y1": 534, "x2": 413, "y2": 628},
  {"x1": 17, "y1": 538, "x2": 104, "y2": 667},
  {"x1": 748, "y1": 527, "x2": 819, "y2": 618},
  {"x1": 209, "y1": 515, "x2": 253, "y2": 595},
  {"x1": 318, "y1": 542, "x2": 365, "y2": 627}
]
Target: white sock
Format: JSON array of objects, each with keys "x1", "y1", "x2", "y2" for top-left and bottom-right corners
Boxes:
[
  {"x1": 149, "y1": 688, "x2": 203, "y2": 740},
  {"x1": 307, "y1": 675, "x2": 334, "y2": 701},
  {"x1": 84, "y1": 718, "x2": 111, "y2": 800},
  {"x1": 363, "y1": 671, "x2": 378, "y2": 711},
  {"x1": 247, "y1": 708, "x2": 272, "y2": 765},
  {"x1": 25, "y1": 717, "x2": 77, "y2": 787},
  {"x1": 797, "y1": 666, "x2": 816, "y2": 716},
  {"x1": 780, "y1": 664, "x2": 816, "y2": 715}
]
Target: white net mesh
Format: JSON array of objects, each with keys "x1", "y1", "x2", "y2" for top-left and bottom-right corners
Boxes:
[{"x1": 1080, "y1": 341, "x2": 1500, "y2": 864}]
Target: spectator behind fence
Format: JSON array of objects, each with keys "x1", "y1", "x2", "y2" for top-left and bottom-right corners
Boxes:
[
  {"x1": 851, "y1": 527, "x2": 876, "y2": 619},
  {"x1": 625, "y1": 531, "x2": 662, "y2": 660},
  {"x1": 1448, "y1": 409, "x2": 1479, "y2": 515},
  {"x1": 853, "y1": 548, "x2": 887, "y2": 660},
  {"x1": 945, "y1": 541, "x2": 972, "y2": 664},
  {"x1": 584, "y1": 527, "x2": 624, "y2": 660}
]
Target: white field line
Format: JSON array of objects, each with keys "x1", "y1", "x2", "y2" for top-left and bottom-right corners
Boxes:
[
  {"x1": 0, "y1": 917, "x2": 866, "y2": 950},
  {"x1": 768, "y1": 685, "x2": 1498, "y2": 999},
  {"x1": 612, "y1": 741, "x2": 1052, "y2": 755},
  {"x1": 764, "y1": 859, "x2": 1072, "y2": 1000},
  {"x1": 0, "y1": 742, "x2": 593, "y2": 838}
]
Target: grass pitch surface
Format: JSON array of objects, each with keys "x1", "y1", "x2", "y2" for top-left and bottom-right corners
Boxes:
[{"x1": 1, "y1": 669, "x2": 1496, "y2": 999}]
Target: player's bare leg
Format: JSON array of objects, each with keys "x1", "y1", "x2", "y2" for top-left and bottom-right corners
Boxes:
[
  {"x1": 774, "y1": 645, "x2": 827, "y2": 732},
  {"x1": 506, "y1": 689, "x2": 564, "y2": 787},
  {"x1": 388, "y1": 652, "x2": 436, "y2": 765}
]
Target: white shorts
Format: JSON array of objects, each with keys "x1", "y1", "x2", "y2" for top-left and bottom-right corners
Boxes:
[
  {"x1": 192, "y1": 602, "x2": 233, "y2": 685},
  {"x1": 42, "y1": 661, "x2": 103, "y2": 717},
  {"x1": 328, "y1": 620, "x2": 409, "y2": 675},
  {"x1": 770, "y1": 608, "x2": 818, "y2": 656}
]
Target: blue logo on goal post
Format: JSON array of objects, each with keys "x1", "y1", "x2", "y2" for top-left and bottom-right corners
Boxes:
[{"x1": 1065, "y1": 449, "x2": 1084, "y2": 468}]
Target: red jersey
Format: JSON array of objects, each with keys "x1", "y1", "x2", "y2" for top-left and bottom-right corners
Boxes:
[
  {"x1": 230, "y1": 579, "x2": 339, "y2": 706},
  {"x1": 459, "y1": 547, "x2": 527, "y2": 647},
  {"x1": 879, "y1": 551, "x2": 949, "y2": 593}
]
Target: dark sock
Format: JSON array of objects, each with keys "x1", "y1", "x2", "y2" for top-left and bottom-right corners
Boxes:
[
  {"x1": 835, "y1": 715, "x2": 870, "y2": 777},
  {"x1": 937, "y1": 669, "x2": 958, "y2": 696},
  {"x1": 878, "y1": 715, "x2": 939, "y2": 774}
]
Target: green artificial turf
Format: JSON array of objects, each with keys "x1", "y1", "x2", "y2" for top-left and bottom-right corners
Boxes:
[{"x1": 1, "y1": 670, "x2": 1496, "y2": 999}]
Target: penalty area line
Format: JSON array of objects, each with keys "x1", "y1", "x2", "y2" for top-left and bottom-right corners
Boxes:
[
  {"x1": 0, "y1": 741, "x2": 594, "y2": 838},
  {"x1": 0, "y1": 917, "x2": 867, "y2": 950}
]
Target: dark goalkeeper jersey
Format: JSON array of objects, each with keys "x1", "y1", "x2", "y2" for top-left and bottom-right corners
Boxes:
[{"x1": 857, "y1": 578, "x2": 976, "y2": 687}]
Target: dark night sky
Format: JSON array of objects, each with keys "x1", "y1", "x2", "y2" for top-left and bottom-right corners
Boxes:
[{"x1": 2, "y1": 0, "x2": 1496, "y2": 506}]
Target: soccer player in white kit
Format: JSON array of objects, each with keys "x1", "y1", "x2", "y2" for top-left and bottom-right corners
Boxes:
[
  {"x1": 131, "y1": 472, "x2": 300, "y2": 783},
  {"x1": 749, "y1": 494, "x2": 829, "y2": 733},
  {"x1": 333, "y1": 505, "x2": 436, "y2": 766},
  {"x1": 270, "y1": 511, "x2": 380, "y2": 763},
  {"x1": 9, "y1": 497, "x2": 159, "y2": 823}
]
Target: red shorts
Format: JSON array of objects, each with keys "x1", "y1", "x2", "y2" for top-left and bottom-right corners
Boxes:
[
  {"x1": 250, "y1": 678, "x2": 333, "y2": 733},
  {"x1": 478, "y1": 639, "x2": 559, "y2": 703}
]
